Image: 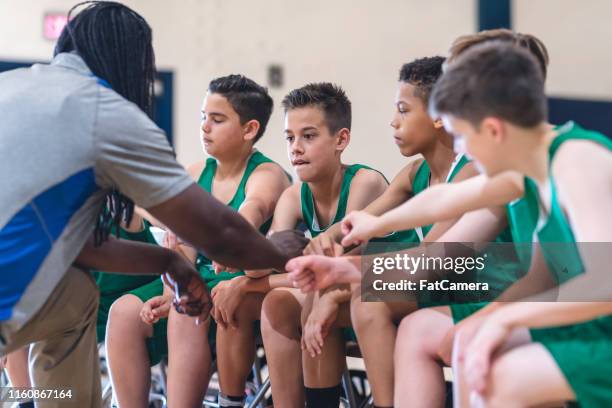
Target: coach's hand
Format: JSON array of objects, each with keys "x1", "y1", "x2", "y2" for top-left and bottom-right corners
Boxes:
[
  {"x1": 164, "y1": 252, "x2": 211, "y2": 319},
  {"x1": 268, "y1": 229, "x2": 310, "y2": 261}
]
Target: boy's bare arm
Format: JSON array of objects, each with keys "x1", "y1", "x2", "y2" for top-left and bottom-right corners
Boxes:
[
  {"x1": 245, "y1": 185, "x2": 305, "y2": 277},
  {"x1": 240, "y1": 162, "x2": 292, "y2": 230}
]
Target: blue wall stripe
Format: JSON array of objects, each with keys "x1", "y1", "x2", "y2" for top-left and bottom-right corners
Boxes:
[
  {"x1": 549, "y1": 97, "x2": 612, "y2": 139},
  {"x1": 478, "y1": 0, "x2": 511, "y2": 31}
]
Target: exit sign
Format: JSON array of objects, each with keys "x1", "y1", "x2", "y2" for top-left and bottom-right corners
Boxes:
[{"x1": 43, "y1": 13, "x2": 68, "y2": 40}]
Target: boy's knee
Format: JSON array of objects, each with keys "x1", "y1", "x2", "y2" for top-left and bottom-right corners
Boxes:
[
  {"x1": 396, "y1": 310, "x2": 435, "y2": 350},
  {"x1": 483, "y1": 356, "x2": 525, "y2": 408},
  {"x1": 235, "y1": 293, "x2": 263, "y2": 323},
  {"x1": 399, "y1": 309, "x2": 437, "y2": 336},
  {"x1": 351, "y1": 301, "x2": 384, "y2": 333},
  {"x1": 108, "y1": 295, "x2": 146, "y2": 334},
  {"x1": 109, "y1": 295, "x2": 141, "y2": 318},
  {"x1": 262, "y1": 290, "x2": 296, "y2": 324},
  {"x1": 261, "y1": 290, "x2": 300, "y2": 337}
]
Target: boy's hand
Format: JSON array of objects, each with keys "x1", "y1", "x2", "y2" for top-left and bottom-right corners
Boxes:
[
  {"x1": 301, "y1": 295, "x2": 339, "y2": 358},
  {"x1": 287, "y1": 255, "x2": 361, "y2": 292},
  {"x1": 303, "y1": 232, "x2": 343, "y2": 257},
  {"x1": 140, "y1": 295, "x2": 172, "y2": 324},
  {"x1": 268, "y1": 230, "x2": 310, "y2": 261},
  {"x1": 210, "y1": 276, "x2": 248, "y2": 329},
  {"x1": 340, "y1": 211, "x2": 380, "y2": 247},
  {"x1": 463, "y1": 317, "x2": 512, "y2": 394},
  {"x1": 438, "y1": 314, "x2": 486, "y2": 366}
]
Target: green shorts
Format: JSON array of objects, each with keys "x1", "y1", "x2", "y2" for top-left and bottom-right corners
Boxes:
[
  {"x1": 530, "y1": 316, "x2": 612, "y2": 408},
  {"x1": 449, "y1": 302, "x2": 489, "y2": 324},
  {"x1": 128, "y1": 276, "x2": 260, "y2": 363},
  {"x1": 450, "y1": 303, "x2": 612, "y2": 407},
  {"x1": 96, "y1": 278, "x2": 168, "y2": 366},
  {"x1": 128, "y1": 278, "x2": 168, "y2": 365}
]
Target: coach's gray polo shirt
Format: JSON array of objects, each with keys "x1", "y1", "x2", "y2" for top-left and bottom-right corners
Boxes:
[{"x1": 0, "y1": 53, "x2": 193, "y2": 332}]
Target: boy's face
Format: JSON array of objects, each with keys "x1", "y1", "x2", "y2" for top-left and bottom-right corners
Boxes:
[
  {"x1": 200, "y1": 92, "x2": 246, "y2": 158},
  {"x1": 443, "y1": 115, "x2": 507, "y2": 176},
  {"x1": 390, "y1": 82, "x2": 438, "y2": 157},
  {"x1": 284, "y1": 106, "x2": 345, "y2": 182}
]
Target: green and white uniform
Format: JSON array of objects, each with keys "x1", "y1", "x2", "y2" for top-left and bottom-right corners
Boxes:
[
  {"x1": 301, "y1": 164, "x2": 416, "y2": 340},
  {"x1": 525, "y1": 122, "x2": 612, "y2": 408},
  {"x1": 411, "y1": 154, "x2": 470, "y2": 240},
  {"x1": 193, "y1": 151, "x2": 288, "y2": 342},
  {"x1": 410, "y1": 154, "x2": 523, "y2": 307},
  {"x1": 93, "y1": 221, "x2": 169, "y2": 365},
  {"x1": 121, "y1": 151, "x2": 287, "y2": 361},
  {"x1": 450, "y1": 179, "x2": 539, "y2": 321},
  {"x1": 301, "y1": 164, "x2": 410, "y2": 238},
  {"x1": 195, "y1": 151, "x2": 287, "y2": 289}
]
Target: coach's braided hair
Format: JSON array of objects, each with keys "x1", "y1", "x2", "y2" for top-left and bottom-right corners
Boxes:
[{"x1": 55, "y1": 1, "x2": 157, "y2": 245}]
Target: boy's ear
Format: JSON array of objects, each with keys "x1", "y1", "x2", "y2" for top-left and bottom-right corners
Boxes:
[
  {"x1": 335, "y1": 128, "x2": 350, "y2": 151},
  {"x1": 433, "y1": 118, "x2": 444, "y2": 129},
  {"x1": 481, "y1": 117, "x2": 505, "y2": 143},
  {"x1": 243, "y1": 119, "x2": 261, "y2": 142}
]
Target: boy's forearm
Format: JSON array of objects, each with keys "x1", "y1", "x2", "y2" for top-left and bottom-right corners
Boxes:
[
  {"x1": 496, "y1": 269, "x2": 555, "y2": 302},
  {"x1": 245, "y1": 269, "x2": 273, "y2": 278},
  {"x1": 241, "y1": 273, "x2": 293, "y2": 294},
  {"x1": 321, "y1": 284, "x2": 352, "y2": 304},
  {"x1": 238, "y1": 199, "x2": 268, "y2": 232}
]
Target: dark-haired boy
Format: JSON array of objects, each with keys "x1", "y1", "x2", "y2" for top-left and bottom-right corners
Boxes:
[
  {"x1": 302, "y1": 57, "x2": 478, "y2": 407},
  {"x1": 106, "y1": 74, "x2": 292, "y2": 408},
  {"x1": 430, "y1": 41, "x2": 612, "y2": 408},
  {"x1": 259, "y1": 82, "x2": 391, "y2": 407},
  {"x1": 289, "y1": 33, "x2": 553, "y2": 406}
]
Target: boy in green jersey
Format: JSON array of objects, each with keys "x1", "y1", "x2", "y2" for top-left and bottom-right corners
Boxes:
[
  {"x1": 259, "y1": 82, "x2": 390, "y2": 407},
  {"x1": 432, "y1": 41, "x2": 612, "y2": 408},
  {"x1": 106, "y1": 75, "x2": 291, "y2": 408},
  {"x1": 288, "y1": 30, "x2": 550, "y2": 406},
  {"x1": 303, "y1": 56, "x2": 480, "y2": 407}
]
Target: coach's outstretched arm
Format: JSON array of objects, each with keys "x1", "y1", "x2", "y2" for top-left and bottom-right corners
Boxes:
[{"x1": 149, "y1": 184, "x2": 290, "y2": 272}]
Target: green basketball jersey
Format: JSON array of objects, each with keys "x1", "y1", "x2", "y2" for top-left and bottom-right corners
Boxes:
[
  {"x1": 529, "y1": 121, "x2": 612, "y2": 284},
  {"x1": 525, "y1": 123, "x2": 612, "y2": 408},
  {"x1": 411, "y1": 154, "x2": 470, "y2": 240},
  {"x1": 93, "y1": 220, "x2": 159, "y2": 297},
  {"x1": 504, "y1": 178, "x2": 539, "y2": 271},
  {"x1": 195, "y1": 151, "x2": 289, "y2": 288},
  {"x1": 93, "y1": 220, "x2": 161, "y2": 342},
  {"x1": 301, "y1": 164, "x2": 373, "y2": 238},
  {"x1": 502, "y1": 122, "x2": 582, "y2": 270},
  {"x1": 300, "y1": 164, "x2": 418, "y2": 243}
]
